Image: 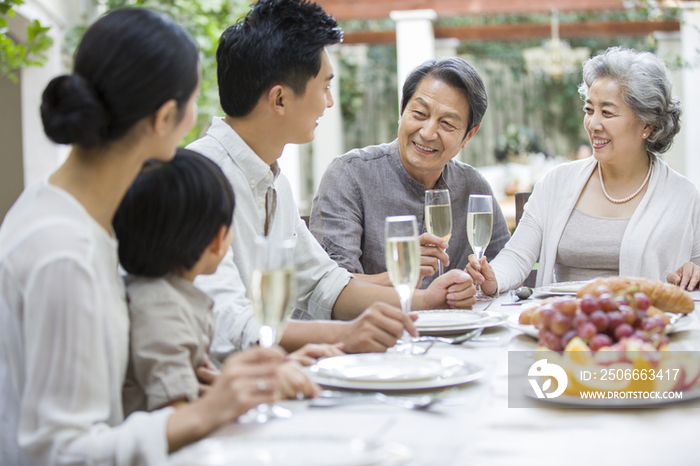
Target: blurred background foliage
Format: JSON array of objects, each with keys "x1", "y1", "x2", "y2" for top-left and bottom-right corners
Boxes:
[{"x1": 1, "y1": 0, "x2": 53, "y2": 82}]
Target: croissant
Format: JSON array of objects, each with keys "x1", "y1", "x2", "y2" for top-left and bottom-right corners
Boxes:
[{"x1": 576, "y1": 277, "x2": 694, "y2": 314}]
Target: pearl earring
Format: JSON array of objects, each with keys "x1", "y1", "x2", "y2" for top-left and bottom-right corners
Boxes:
[{"x1": 643, "y1": 133, "x2": 647, "y2": 137}]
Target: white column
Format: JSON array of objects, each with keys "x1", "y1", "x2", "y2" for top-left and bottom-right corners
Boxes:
[
  {"x1": 390, "y1": 9, "x2": 437, "y2": 103},
  {"x1": 311, "y1": 45, "x2": 344, "y2": 197},
  {"x1": 653, "y1": 31, "x2": 684, "y2": 174},
  {"x1": 681, "y1": 3, "x2": 700, "y2": 189},
  {"x1": 17, "y1": 0, "x2": 98, "y2": 187},
  {"x1": 435, "y1": 38, "x2": 460, "y2": 58}
]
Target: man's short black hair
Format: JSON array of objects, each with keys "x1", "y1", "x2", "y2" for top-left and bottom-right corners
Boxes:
[
  {"x1": 217, "y1": 0, "x2": 342, "y2": 118},
  {"x1": 113, "y1": 148, "x2": 235, "y2": 277},
  {"x1": 400, "y1": 57, "x2": 488, "y2": 139}
]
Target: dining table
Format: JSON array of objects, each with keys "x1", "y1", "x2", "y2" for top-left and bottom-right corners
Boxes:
[{"x1": 172, "y1": 292, "x2": 700, "y2": 466}]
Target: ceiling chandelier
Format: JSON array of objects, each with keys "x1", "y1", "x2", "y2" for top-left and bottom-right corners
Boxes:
[{"x1": 522, "y1": 10, "x2": 590, "y2": 80}]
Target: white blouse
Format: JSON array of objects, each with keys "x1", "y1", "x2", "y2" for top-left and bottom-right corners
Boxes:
[{"x1": 0, "y1": 179, "x2": 172, "y2": 466}]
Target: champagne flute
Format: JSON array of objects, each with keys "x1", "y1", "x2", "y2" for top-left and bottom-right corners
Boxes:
[
  {"x1": 425, "y1": 189, "x2": 452, "y2": 276},
  {"x1": 467, "y1": 195, "x2": 493, "y2": 301},
  {"x1": 385, "y1": 215, "x2": 421, "y2": 354},
  {"x1": 244, "y1": 236, "x2": 297, "y2": 423}
]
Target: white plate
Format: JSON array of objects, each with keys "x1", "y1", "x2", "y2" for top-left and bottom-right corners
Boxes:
[
  {"x1": 414, "y1": 310, "x2": 507, "y2": 334},
  {"x1": 534, "y1": 280, "x2": 594, "y2": 296},
  {"x1": 525, "y1": 387, "x2": 700, "y2": 408},
  {"x1": 309, "y1": 354, "x2": 484, "y2": 391},
  {"x1": 168, "y1": 436, "x2": 413, "y2": 466},
  {"x1": 314, "y1": 354, "x2": 449, "y2": 382},
  {"x1": 507, "y1": 312, "x2": 693, "y2": 340}
]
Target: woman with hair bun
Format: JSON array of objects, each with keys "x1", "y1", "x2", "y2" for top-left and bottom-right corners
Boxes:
[
  {"x1": 0, "y1": 8, "x2": 287, "y2": 466},
  {"x1": 468, "y1": 47, "x2": 700, "y2": 294}
]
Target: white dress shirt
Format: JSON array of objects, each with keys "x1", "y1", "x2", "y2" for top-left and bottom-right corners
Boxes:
[
  {"x1": 188, "y1": 118, "x2": 352, "y2": 360},
  {"x1": 0, "y1": 179, "x2": 172, "y2": 466}
]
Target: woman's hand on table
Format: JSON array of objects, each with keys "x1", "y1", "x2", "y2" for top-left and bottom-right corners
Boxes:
[
  {"x1": 166, "y1": 347, "x2": 284, "y2": 452},
  {"x1": 289, "y1": 343, "x2": 344, "y2": 366},
  {"x1": 418, "y1": 232, "x2": 450, "y2": 284},
  {"x1": 338, "y1": 302, "x2": 418, "y2": 353},
  {"x1": 667, "y1": 261, "x2": 700, "y2": 291},
  {"x1": 276, "y1": 361, "x2": 321, "y2": 399},
  {"x1": 419, "y1": 269, "x2": 475, "y2": 309},
  {"x1": 466, "y1": 255, "x2": 498, "y2": 297}
]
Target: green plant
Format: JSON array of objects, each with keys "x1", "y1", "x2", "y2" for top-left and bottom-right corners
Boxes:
[
  {"x1": 1, "y1": 0, "x2": 53, "y2": 83},
  {"x1": 96, "y1": 0, "x2": 250, "y2": 144}
]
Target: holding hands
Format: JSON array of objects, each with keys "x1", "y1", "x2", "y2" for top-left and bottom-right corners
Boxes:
[
  {"x1": 667, "y1": 262, "x2": 700, "y2": 291},
  {"x1": 421, "y1": 269, "x2": 476, "y2": 309}
]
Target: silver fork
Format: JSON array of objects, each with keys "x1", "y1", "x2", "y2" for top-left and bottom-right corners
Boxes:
[
  {"x1": 410, "y1": 327, "x2": 483, "y2": 345},
  {"x1": 310, "y1": 390, "x2": 441, "y2": 410}
]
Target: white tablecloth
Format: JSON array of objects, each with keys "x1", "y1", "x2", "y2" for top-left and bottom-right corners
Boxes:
[{"x1": 207, "y1": 295, "x2": 700, "y2": 465}]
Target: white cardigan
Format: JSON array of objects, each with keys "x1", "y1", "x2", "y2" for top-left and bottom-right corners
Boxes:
[{"x1": 492, "y1": 156, "x2": 700, "y2": 292}]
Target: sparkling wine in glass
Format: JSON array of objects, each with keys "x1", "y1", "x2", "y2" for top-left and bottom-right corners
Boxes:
[
  {"x1": 245, "y1": 236, "x2": 297, "y2": 422},
  {"x1": 425, "y1": 189, "x2": 452, "y2": 276},
  {"x1": 467, "y1": 195, "x2": 493, "y2": 301},
  {"x1": 385, "y1": 215, "x2": 421, "y2": 353}
]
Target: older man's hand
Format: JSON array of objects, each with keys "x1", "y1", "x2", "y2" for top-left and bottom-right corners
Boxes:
[
  {"x1": 417, "y1": 232, "x2": 450, "y2": 283},
  {"x1": 418, "y1": 269, "x2": 476, "y2": 309}
]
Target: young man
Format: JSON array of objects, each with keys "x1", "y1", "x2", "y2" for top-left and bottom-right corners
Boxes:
[
  {"x1": 309, "y1": 58, "x2": 511, "y2": 288},
  {"x1": 188, "y1": 0, "x2": 475, "y2": 362}
]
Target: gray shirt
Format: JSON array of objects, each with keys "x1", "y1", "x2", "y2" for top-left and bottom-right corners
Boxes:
[
  {"x1": 122, "y1": 274, "x2": 214, "y2": 415},
  {"x1": 310, "y1": 140, "x2": 511, "y2": 287},
  {"x1": 555, "y1": 208, "x2": 630, "y2": 282}
]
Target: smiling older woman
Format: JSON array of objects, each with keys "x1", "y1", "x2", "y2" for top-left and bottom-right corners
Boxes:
[{"x1": 467, "y1": 46, "x2": 700, "y2": 293}]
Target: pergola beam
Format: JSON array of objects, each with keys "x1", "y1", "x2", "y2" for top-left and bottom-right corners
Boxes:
[
  {"x1": 341, "y1": 20, "x2": 680, "y2": 44},
  {"x1": 317, "y1": 0, "x2": 625, "y2": 21}
]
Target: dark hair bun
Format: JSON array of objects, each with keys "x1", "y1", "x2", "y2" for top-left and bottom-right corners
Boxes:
[{"x1": 40, "y1": 74, "x2": 109, "y2": 148}]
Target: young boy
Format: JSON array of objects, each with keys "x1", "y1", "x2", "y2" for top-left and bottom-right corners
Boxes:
[{"x1": 114, "y1": 149, "x2": 324, "y2": 414}]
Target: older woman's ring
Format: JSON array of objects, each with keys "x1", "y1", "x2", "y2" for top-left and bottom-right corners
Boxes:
[{"x1": 256, "y1": 378, "x2": 267, "y2": 392}]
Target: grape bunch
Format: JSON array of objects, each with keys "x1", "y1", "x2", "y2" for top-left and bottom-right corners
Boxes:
[{"x1": 532, "y1": 286, "x2": 670, "y2": 352}]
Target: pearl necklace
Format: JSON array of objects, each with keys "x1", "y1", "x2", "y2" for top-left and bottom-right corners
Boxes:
[{"x1": 598, "y1": 159, "x2": 653, "y2": 204}]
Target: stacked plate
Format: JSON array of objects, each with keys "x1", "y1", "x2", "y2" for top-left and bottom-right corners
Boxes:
[
  {"x1": 414, "y1": 309, "x2": 507, "y2": 335},
  {"x1": 308, "y1": 353, "x2": 484, "y2": 390}
]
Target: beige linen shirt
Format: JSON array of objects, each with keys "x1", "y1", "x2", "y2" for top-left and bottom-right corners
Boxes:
[
  {"x1": 187, "y1": 118, "x2": 352, "y2": 360},
  {"x1": 0, "y1": 179, "x2": 172, "y2": 466},
  {"x1": 122, "y1": 274, "x2": 214, "y2": 415}
]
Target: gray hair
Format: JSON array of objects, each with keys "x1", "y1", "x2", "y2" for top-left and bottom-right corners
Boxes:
[
  {"x1": 401, "y1": 57, "x2": 488, "y2": 138},
  {"x1": 578, "y1": 47, "x2": 681, "y2": 155}
]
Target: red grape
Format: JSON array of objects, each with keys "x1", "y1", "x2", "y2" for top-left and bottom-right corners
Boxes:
[
  {"x1": 590, "y1": 310, "x2": 610, "y2": 332},
  {"x1": 539, "y1": 307, "x2": 556, "y2": 329},
  {"x1": 607, "y1": 311, "x2": 624, "y2": 333},
  {"x1": 614, "y1": 323, "x2": 634, "y2": 340},
  {"x1": 561, "y1": 330, "x2": 577, "y2": 349},
  {"x1": 542, "y1": 330, "x2": 562, "y2": 351},
  {"x1": 572, "y1": 312, "x2": 589, "y2": 329},
  {"x1": 550, "y1": 312, "x2": 571, "y2": 336},
  {"x1": 619, "y1": 305, "x2": 636, "y2": 325},
  {"x1": 598, "y1": 293, "x2": 618, "y2": 311},
  {"x1": 590, "y1": 334, "x2": 613, "y2": 351},
  {"x1": 641, "y1": 316, "x2": 666, "y2": 333},
  {"x1": 577, "y1": 322, "x2": 597, "y2": 340},
  {"x1": 553, "y1": 299, "x2": 578, "y2": 317},
  {"x1": 579, "y1": 294, "x2": 599, "y2": 315},
  {"x1": 634, "y1": 292, "x2": 651, "y2": 311}
]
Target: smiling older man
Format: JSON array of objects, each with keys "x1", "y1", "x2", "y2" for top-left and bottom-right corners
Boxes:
[{"x1": 310, "y1": 57, "x2": 510, "y2": 288}]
